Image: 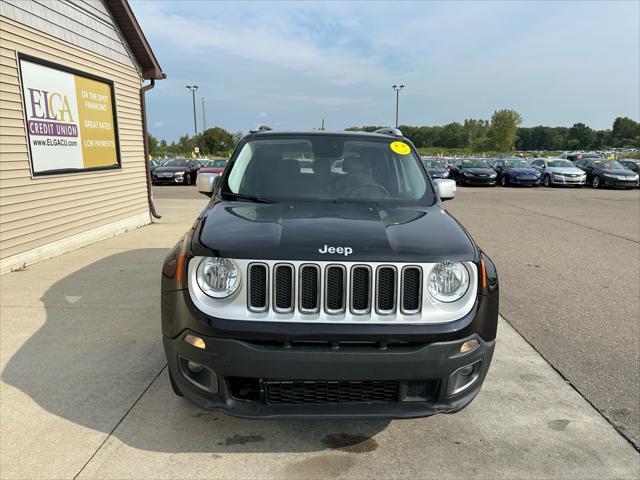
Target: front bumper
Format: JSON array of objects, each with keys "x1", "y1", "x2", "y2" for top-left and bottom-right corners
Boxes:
[
  {"x1": 152, "y1": 175, "x2": 184, "y2": 184},
  {"x1": 164, "y1": 331, "x2": 495, "y2": 419},
  {"x1": 462, "y1": 176, "x2": 496, "y2": 185},
  {"x1": 551, "y1": 175, "x2": 585, "y2": 185},
  {"x1": 602, "y1": 177, "x2": 639, "y2": 188},
  {"x1": 507, "y1": 176, "x2": 541, "y2": 186}
]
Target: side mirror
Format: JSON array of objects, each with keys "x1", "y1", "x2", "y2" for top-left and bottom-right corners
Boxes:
[
  {"x1": 434, "y1": 178, "x2": 456, "y2": 201},
  {"x1": 196, "y1": 172, "x2": 219, "y2": 197}
]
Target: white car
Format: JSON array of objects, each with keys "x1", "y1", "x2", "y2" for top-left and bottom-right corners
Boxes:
[{"x1": 530, "y1": 158, "x2": 587, "y2": 187}]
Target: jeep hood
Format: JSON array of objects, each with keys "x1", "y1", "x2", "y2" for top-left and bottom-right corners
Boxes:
[{"x1": 196, "y1": 202, "x2": 477, "y2": 262}]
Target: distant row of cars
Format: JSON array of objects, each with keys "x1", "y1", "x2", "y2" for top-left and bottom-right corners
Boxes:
[
  {"x1": 422, "y1": 156, "x2": 640, "y2": 189},
  {"x1": 150, "y1": 158, "x2": 227, "y2": 185}
]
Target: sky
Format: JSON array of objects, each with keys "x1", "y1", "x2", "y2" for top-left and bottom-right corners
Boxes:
[{"x1": 130, "y1": 0, "x2": 640, "y2": 142}]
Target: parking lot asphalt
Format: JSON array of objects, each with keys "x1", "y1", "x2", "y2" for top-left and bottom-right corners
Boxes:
[
  {"x1": 444, "y1": 185, "x2": 640, "y2": 448},
  {"x1": 0, "y1": 185, "x2": 638, "y2": 479}
]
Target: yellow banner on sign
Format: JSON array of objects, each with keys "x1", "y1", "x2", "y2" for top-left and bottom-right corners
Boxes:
[{"x1": 75, "y1": 76, "x2": 117, "y2": 168}]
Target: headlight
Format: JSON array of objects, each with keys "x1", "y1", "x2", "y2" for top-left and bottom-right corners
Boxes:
[
  {"x1": 427, "y1": 262, "x2": 470, "y2": 303},
  {"x1": 174, "y1": 170, "x2": 186, "y2": 176},
  {"x1": 196, "y1": 257, "x2": 240, "y2": 298},
  {"x1": 442, "y1": 171, "x2": 449, "y2": 178},
  {"x1": 489, "y1": 172, "x2": 497, "y2": 178}
]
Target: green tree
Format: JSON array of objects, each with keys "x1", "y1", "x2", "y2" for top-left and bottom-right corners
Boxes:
[
  {"x1": 147, "y1": 132, "x2": 159, "y2": 157},
  {"x1": 438, "y1": 122, "x2": 465, "y2": 148},
  {"x1": 567, "y1": 123, "x2": 596, "y2": 149},
  {"x1": 199, "y1": 127, "x2": 235, "y2": 155},
  {"x1": 487, "y1": 109, "x2": 522, "y2": 152},
  {"x1": 611, "y1": 117, "x2": 640, "y2": 146},
  {"x1": 462, "y1": 119, "x2": 489, "y2": 147}
]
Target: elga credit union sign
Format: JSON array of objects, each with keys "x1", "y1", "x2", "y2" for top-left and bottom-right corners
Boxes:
[{"x1": 18, "y1": 55, "x2": 121, "y2": 175}]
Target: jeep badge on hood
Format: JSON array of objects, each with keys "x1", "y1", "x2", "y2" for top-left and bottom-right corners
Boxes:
[{"x1": 318, "y1": 245, "x2": 353, "y2": 256}]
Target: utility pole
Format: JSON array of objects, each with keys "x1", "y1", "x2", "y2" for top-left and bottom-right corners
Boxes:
[
  {"x1": 185, "y1": 85, "x2": 199, "y2": 136},
  {"x1": 392, "y1": 84, "x2": 404, "y2": 128},
  {"x1": 201, "y1": 97, "x2": 207, "y2": 131},
  {"x1": 320, "y1": 118, "x2": 325, "y2": 131}
]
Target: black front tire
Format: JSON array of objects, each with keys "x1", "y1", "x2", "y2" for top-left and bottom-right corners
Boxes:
[
  {"x1": 500, "y1": 175, "x2": 508, "y2": 187},
  {"x1": 184, "y1": 173, "x2": 192, "y2": 185},
  {"x1": 592, "y1": 176, "x2": 601, "y2": 189},
  {"x1": 543, "y1": 174, "x2": 552, "y2": 187},
  {"x1": 169, "y1": 369, "x2": 183, "y2": 397}
]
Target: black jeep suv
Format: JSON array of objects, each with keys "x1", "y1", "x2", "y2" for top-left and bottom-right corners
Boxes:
[{"x1": 161, "y1": 128, "x2": 499, "y2": 419}]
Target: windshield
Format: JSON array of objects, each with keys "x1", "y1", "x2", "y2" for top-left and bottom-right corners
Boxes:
[
  {"x1": 503, "y1": 159, "x2": 530, "y2": 168},
  {"x1": 461, "y1": 159, "x2": 491, "y2": 168},
  {"x1": 162, "y1": 159, "x2": 191, "y2": 168},
  {"x1": 422, "y1": 159, "x2": 446, "y2": 168},
  {"x1": 224, "y1": 136, "x2": 434, "y2": 204},
  {"x1": 547, "y1": 159, "x2": 574, "y2": 168},
  {"x1": 212, "y1": 159, "x2": 227, "y2": 167},
  {"x1": 595, "y1": 160, "x2": 624, "y2": 169}
]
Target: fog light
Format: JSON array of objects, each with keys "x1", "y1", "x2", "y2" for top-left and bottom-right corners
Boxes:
[
  {"x1": 447, "y1": 360, "x2": 483, "y2": 396},
  {"x1": 460, "y1": 339, "x2": 479, "y2": 353},
  {"x1": 187, "y1": 361, "x2": 204, "y2": 373},
  {"x1": 184, "y1": 334, "x2": 206, "y2": 349}
]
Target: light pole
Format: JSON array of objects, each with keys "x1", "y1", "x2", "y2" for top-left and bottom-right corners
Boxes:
[
  {"x1": 392, "y1": 84, "x2": 404, "y2": 128},
  {"x1": 185, "y1": 85, "x2": 199, "y2": 136},
  {"x1": 201, "y1": 97, "x2": 207, "y2": 131}
]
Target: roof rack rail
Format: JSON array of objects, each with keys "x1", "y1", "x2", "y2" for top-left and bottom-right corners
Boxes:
[
  {"x1": 373, "y1": 127, "x2": 403, "y2": 137},
  {"x1": 250, "y1": 124, "x2": 273, "y2": 134}
]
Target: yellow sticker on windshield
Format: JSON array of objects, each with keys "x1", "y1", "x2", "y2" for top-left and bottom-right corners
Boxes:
[{"x1": 390, "y1": 141, "x2": 410, "y2": 155}]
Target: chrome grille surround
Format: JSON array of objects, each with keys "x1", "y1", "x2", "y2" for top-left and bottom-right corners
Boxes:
[{"x1": 188, "y1": 257, "x2": 478, "y2": 325}]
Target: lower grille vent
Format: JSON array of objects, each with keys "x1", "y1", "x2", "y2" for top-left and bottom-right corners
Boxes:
[{"x1": 265, "y1": 380, "x2": 399, "y2": 404}]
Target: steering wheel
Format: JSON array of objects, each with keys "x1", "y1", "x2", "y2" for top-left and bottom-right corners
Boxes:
[{"x1": 346, "y1": 183, "x2": 390, "y2": 198}]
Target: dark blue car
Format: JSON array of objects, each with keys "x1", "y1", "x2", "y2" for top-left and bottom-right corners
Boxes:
[{"x1": 494, "y1": 158, "x2": 541, "y2": 187}]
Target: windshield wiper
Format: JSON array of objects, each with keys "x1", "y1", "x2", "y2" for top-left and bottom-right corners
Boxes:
[{"x1": 224, "y1": 192, "x2": 274, "y2": 204}]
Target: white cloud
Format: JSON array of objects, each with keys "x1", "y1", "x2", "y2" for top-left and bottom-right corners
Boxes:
[{"x1": 132, "y1": 2, "x2": 393, "y2": 86}]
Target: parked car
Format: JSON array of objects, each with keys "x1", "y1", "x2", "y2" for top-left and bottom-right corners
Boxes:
[
  {"x1": 621, "y1": 159, "x2": 640, "y2": 175},
  {"x1": 529, "y1": 158, "x2": 586, "y2": 187},
  {"x1": 575, "y1": 159, "x2": 639, "y2": 189},
  {"x1": 493, "y1": 158, "x2": 541, "y2": 187},
  {"x1": 199, "y1": 158, "x2": 227, "y2": 175},
  {"x1": 485, "y1": 158, "x2": 499, "y2": 168},
  {"x1": 561, "y1": 152, "x2": 602, "y2": 163},
  {"x1": 449, "y1": 158, "x2": 497, "y2": 186},
  {"x1": 621, "y1": 160, "x2": 640, "y2": 189},
  {"x1": 161, "y1": 128, "x2": 499, "y2": 419},
  {"x1": 421, "y1": 157, "x2": 449, "y2": 179},
  {"x1": 152, "y1": 158, "x2": 201, "y2": 185},
  {"x1": 149, "y1": 159, "x2": 163, "y2": 170}
]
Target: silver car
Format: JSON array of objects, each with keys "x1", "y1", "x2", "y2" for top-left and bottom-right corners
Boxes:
[{"x1": 530, "y1": 158, "x2": 587, "y2": 187}]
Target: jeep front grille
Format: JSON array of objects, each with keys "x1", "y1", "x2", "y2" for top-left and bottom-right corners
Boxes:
[
  {"x1": 248, "y1": 262, "x2": 426, "y2": 316},
  {"x1": 189, "y1": 257, "x2": 478, "y2": 324}
]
